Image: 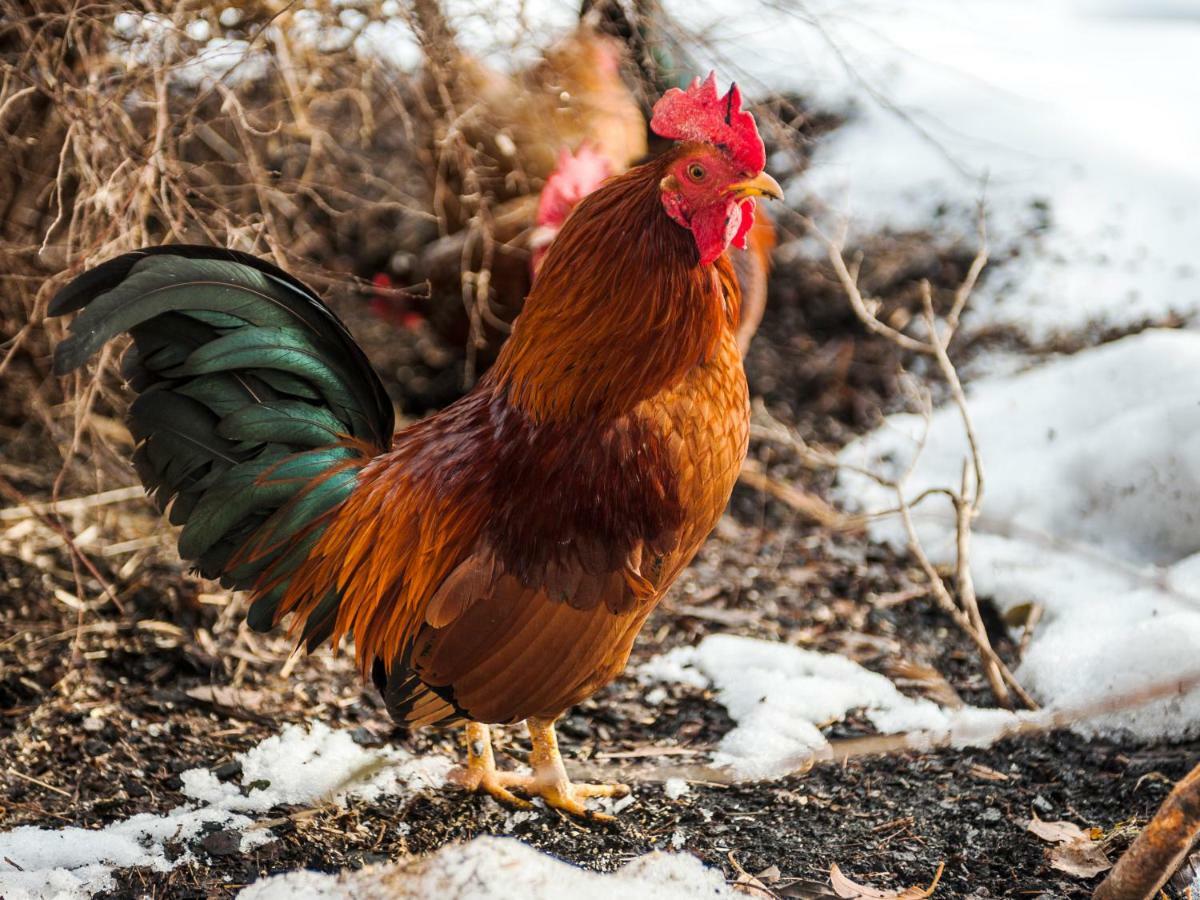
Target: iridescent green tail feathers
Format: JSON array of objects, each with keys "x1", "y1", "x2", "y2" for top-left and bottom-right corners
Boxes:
[{"x1": 51, "y1": 247, "x2": 394, "y2": 638}]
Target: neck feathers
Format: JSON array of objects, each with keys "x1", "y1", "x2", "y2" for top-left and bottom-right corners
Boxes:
[{"x1": 493, "y1": 157, "x2": 739, "y2": 422}]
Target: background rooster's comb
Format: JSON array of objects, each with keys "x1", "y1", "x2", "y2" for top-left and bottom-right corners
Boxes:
[
  {"x1": 650, "y1": 72, "x2": 765, "y2": 174},
  {"x1": 537, "y1": 145, "x2": 613, "y2": 229}
]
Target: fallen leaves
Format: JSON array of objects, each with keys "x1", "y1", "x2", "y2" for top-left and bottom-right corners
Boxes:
[
  {"x1": 829, "y1": 861, "x2": 944, "y2": 898},
  {"x1": 1024, "y1": 815, "x2": 1112, "y2": 878}
]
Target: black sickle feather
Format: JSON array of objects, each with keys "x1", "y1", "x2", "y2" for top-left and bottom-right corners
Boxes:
[
  {"x1": 51, "y1": 244, "x2": 394, "y2": 445},
  {"x1": 49, "y1": 246, "x2": 394, "y2": 640}
]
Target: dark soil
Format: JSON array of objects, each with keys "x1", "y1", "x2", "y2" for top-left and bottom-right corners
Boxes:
[
  {"x1": 3, "y1": 354, "x2": 1195, "y2": 899},
  {"x1": 3, "y1": 506, "x2": 1194, "y2": 899},
  {"x1": 2, "y1": 132, "x2": 1193, "y2": 900}
]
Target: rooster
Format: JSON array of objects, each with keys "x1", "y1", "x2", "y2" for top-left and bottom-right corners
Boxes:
[{"x1": 51, "y1": 74, "x2": 782, "y2": 819}]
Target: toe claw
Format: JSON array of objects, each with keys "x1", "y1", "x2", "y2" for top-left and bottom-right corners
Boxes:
[
  {"x1": 486, "y1": 781, "x2": 534, "y2": 809},
  {"x1": 573, "y1": 781, "x2": 630, "y2": 799},
  {"x1": 455, "y1": 720, "x2": 631, "y2": 822}
]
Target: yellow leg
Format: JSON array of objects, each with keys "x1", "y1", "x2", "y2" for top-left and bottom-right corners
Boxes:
[
  {"x1": 449, "y1": 722, "x2": 532, "y2": 809},
  {"x1": 494, "y1": 717, "x2": 630, "y2": 821}
]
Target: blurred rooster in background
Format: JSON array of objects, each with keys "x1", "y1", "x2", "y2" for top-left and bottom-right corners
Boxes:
[
  {"x1": 50, "y1": 74, "x2": 781, "y2": 818},
  {"x1": 399, "y1": 0, "x2": 648, "y2": 362},
  {"x1": 391, "y1": 0, "x2": 778, "y2": 364}
]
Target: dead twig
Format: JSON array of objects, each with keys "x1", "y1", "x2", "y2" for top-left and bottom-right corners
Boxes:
[
  {"x1": 738, "y1": 458, "x2": 853, "y2": 530},
  {"x1": 1094, "y1": 761, "x2": 1200, "y2": 900},
  {"x1": 804, "y1": 204, "x2": 1024, "y2": 708},
  {"x1": 573, "y1": 669, "x2": 1200, "y2": 786},
  {"x1": 0, "y1": 474, "x2": 127, "y2": 615},
  {"x1": 0, "y1": 485, "x2": 145, "y2": 522}
]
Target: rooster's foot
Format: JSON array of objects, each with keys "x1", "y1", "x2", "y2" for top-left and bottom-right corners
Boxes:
[
  {"x1": 495, "y1": 770, "x2": 629, "y2": 821},
  {"x1": 451, "y1": 721, "x2": 533, "y2": 809},
  {"x1": 510, "y1": 715, "x2": 630, "y2": 821},
  {"x1": 452, "y1": 719, "x2": 630, "y2": 821}
]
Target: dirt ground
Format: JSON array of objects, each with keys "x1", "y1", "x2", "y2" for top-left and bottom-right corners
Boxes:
[{"x1": 2, "y1": 272, "x2": 1196, "y2": 900}]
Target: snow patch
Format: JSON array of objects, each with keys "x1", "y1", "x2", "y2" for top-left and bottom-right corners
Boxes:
[
  {"x1": 663, "y1": 778, "x2": 691, "y2": 800},
  {"x1": 0, "y1": 723, "x2": 450, "y2": 900},
  {"x1": 672, "y1": 0, "x2": 1200, "y2": 342},
  {"x1": 237, "y1": 836, "x2": 732, "y2": 899},
  {"x1": 838, "y1": 329, "x2": 1200, "y2": 741},
  {"x1": 109, "y1": 13, "x2": 269, "y2": 89},
  {"x1": 641, "y1": 634, "x2": 1028, "y2": 779}
]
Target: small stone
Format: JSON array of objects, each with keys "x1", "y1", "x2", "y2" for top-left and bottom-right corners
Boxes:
[{"x1": 200, "y1": 830, "x2": 241, "y2": 857}]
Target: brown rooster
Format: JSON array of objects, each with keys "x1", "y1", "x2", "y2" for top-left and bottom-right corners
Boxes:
[
  {"x1": 50, "y1": 74, "x2": 782, "y2": 818},
  {"x1": 409, "y1": 0, "x2": 646, "y2": 232}
]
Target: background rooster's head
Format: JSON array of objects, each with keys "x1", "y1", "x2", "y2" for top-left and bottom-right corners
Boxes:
[
  {"x1": 530, "y1": 145, "x2": 613, "y2": 277},
  {"x1": 651, "y1": 73, "x2": 783, "y2": 265}
]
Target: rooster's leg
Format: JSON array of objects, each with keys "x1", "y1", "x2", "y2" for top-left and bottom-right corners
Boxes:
[
  {"x1": 492, "y1": 716, "x2": 630, "y2": 821},
  {"x1": 450, "y1": 721, "x2": 532, "y2": 809}
]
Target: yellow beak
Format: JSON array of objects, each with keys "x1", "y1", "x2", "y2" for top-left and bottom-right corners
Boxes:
[{"x1": 728, "y1": 171, "x2": 784, "y2": 202}]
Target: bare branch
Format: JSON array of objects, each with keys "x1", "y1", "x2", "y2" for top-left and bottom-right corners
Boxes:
[
  {"x1": 802, "y1": 215, "x2": 933, "y2": 354},
  {"x1": 573, "y1": 669, "x2": 1200, "y2": 786},
  {"x1": 1094, "y1": 760, "x2": 1200, "y2": 900},
  {"x1": 808, "y1": 206, "x2": 1027, "y2": 709}
]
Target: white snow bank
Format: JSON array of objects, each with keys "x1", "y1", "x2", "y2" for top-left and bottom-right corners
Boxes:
[
  {"x1": 238, "y1": 836, "x2": 731, "y2": 900},
  {"x1": 640, "y1": 633, "x2": 1027, "y2": 779},
  {"x1": 111, "y1": 13, "x2": 269, "y2": 89},
  {"x1": 671, "y1": 0, "x2": 1200, "y2": 341},
  {"x1": 0, "y1": 723, "x2": 450, "y2": 900},
  {"x1": 837, "y1": 329, "x2": 1200, "y2": 741}
]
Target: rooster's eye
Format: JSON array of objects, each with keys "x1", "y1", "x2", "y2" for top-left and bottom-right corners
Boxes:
[{"x1": 687, "y1": 163, "x2": 706, "y2": 182}]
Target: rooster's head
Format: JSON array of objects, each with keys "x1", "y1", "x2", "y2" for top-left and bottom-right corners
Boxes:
[{"x1": 651, "y1": 73, "x2": 783, "y2": 266}]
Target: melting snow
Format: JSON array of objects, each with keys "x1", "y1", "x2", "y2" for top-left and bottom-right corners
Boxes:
[
  {"x1": 110, "y1": 13, "x2": 269, "y2": 89},
  {"x1": 838, "y1": 329, "x2": 1200, "y2": 741},
  {"x1": 0, "y1": 723, "x2": 450, "y2": 900},
  {"x1": 673, "y1": 0, "x2": 1200, "y2": 342},
  {"x1": 663, "y1": 778, "x2": 691, "y2": 800},
  {"x1": 640, "y1": 633, "x2": 1029, "y2": 779},
  {"x1": 237, "y1": 836, "x2": 732, "y2": 900}
]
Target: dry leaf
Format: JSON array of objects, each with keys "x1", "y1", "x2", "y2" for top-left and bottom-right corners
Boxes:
[
  {"x1": 729, "y1": 851, "x2": 773, "y2": 896},
  {"x1": 1024, "y1": 815, "x2": 1112, "y2": 879},
  {"x1": 1048, "y1": 840, "x2": 1111, "y2": 879},
  {"x1": 756, "y1": 865, "x2": 782, "y2": 884},
  {"x1": 829, "y1": 862, "x2": 944, "y2": 899},
  {"x1": 966, "y1": 763, "x2": 1011, "y2": 782},
  {"x1": 885, "y1": 659, "x2": 964, "y2": 709},
  {"x1": 1025, "y1": 816, "x2": 1088, "y2": 844}
]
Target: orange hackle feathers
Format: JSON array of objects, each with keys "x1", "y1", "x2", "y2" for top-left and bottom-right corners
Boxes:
[
  {"x1": 494, "y1": 155, "x2": 738, "y2": 422},
  {"x1": 261, "y1": 147, "x2": 752, "y2": 727}
]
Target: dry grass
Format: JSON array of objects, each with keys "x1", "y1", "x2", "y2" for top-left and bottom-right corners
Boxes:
[
  {"x1": 0, "y1": 1, "x2": 437, "y2": 492},
  {"x1": 0, "y1": 0, "x2": 823, "y2": 501}
]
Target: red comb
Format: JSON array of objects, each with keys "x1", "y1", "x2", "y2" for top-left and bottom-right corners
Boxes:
[
  {"x1": 650, "y1": 72, "x2": 765, "y2": 174},
  {"x1": 536, "y1": 145, "x2": 613, "y2": 230}
]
